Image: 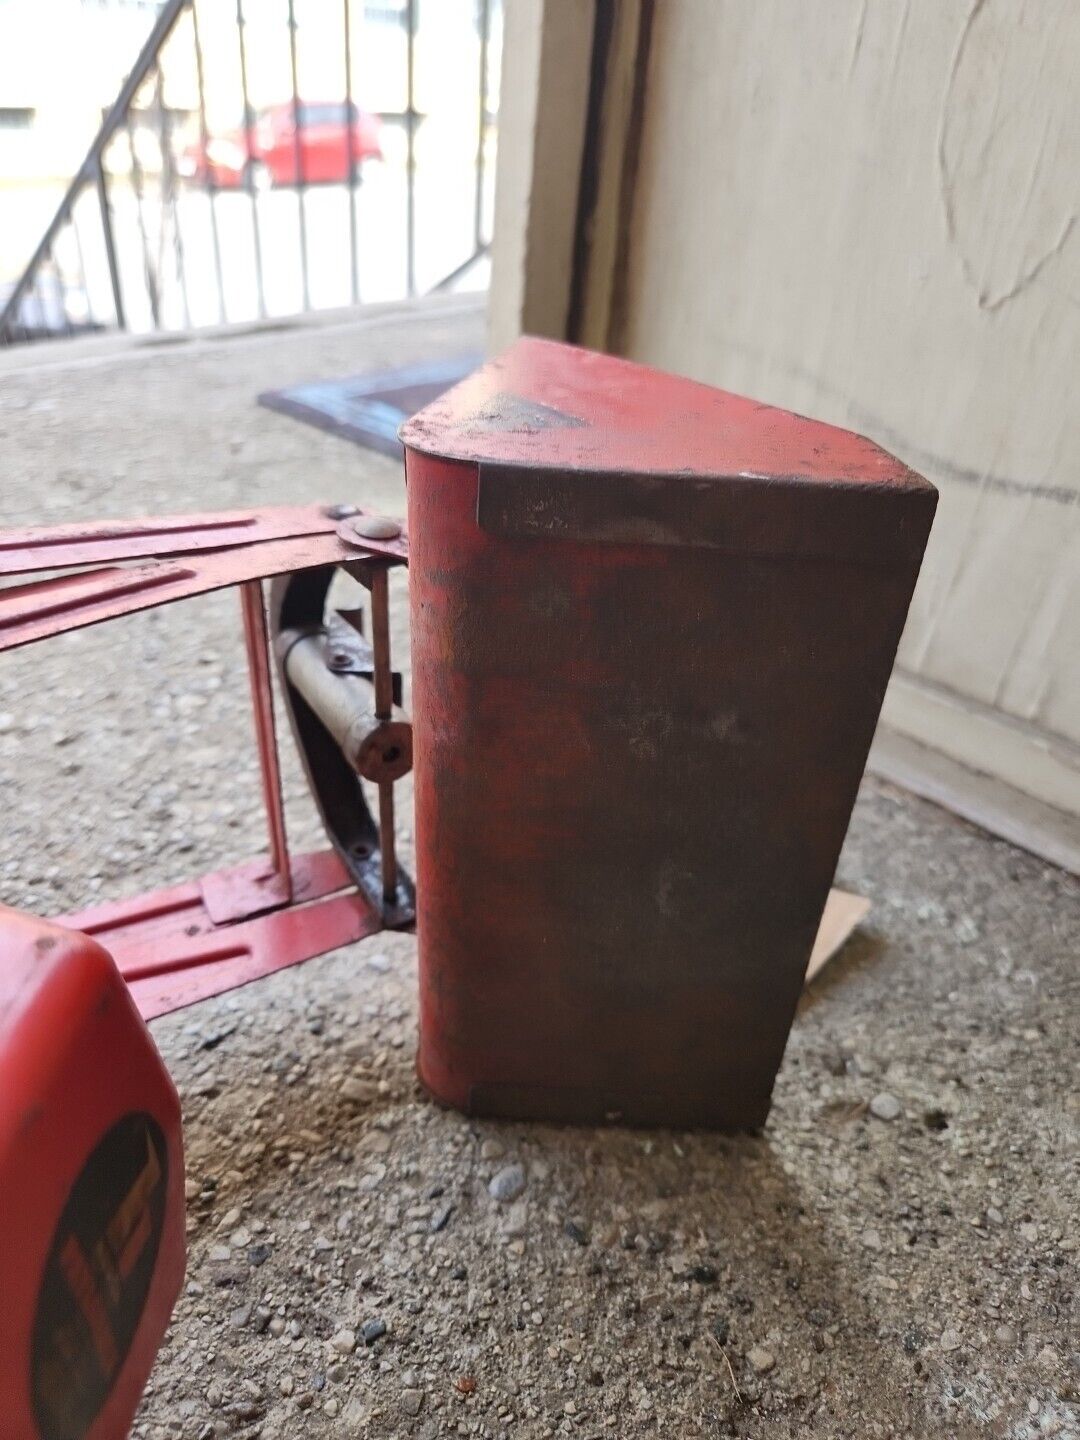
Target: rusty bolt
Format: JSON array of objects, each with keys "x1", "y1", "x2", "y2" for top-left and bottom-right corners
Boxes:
[{"x1": 352, "y1": 514, "x2": 402, "y2": 541}]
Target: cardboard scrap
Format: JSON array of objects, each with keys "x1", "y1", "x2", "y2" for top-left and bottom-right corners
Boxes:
[{"x1": 805, "y1": 888, "x2": 872, "y2": 986}]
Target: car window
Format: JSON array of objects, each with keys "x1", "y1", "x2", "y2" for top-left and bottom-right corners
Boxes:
[{"x1": 297, "y1": 103, "x2": 359, "y2": 126}]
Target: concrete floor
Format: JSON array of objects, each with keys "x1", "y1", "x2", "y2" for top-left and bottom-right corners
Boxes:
[{"x1": 0, "y1": 301, "x2": 1077, "y2": 1439}]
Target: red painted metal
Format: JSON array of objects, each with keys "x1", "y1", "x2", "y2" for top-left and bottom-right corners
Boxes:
[
  {"x1": 0, "y1": 906, "x2": 185, "y2": 1439},
  {"x1": 0, "y1": 511, "x2": 407, "y2": 653},
  {"x1": 0, "y1": 501, "x2": 406, "y2": 1022},
  {"x1": 60, "y1": 849, "x2": 369, "y2": 1021},
  {"x1": 402, "y1": 337, "x2": 937, "y2": 1130},
  {"x1": 0, "y1": 505, "x2": 338, "y2": 576}
]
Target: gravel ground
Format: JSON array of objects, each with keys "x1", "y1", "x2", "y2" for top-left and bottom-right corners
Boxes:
[{"x1": 1, "y1": 301, "x2": 1077, "y2": 1439}]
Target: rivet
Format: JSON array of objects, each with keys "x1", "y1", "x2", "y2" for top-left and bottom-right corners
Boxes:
[
  {"x1": 352, "y1": 514, "x2": 402, "y2": 541},
  {"x1": 324, "y1": 503, "x2": 359, "y2": 519}
]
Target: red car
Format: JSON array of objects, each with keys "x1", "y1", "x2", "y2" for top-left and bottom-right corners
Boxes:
[{"x1": 179, "y1": 101, "x2": 382, "y2": 188}]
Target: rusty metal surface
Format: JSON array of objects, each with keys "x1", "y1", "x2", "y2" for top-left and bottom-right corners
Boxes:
[
  {"x1": 270, "y1": 564, "x2": 416, "y2": 929},
  {"x1": 405, "y1": 338, "x2": 937, "y2": 1131}
]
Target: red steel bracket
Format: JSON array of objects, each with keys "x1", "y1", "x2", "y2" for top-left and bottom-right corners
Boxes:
[{"x1": 0, "y1": 504, "x2": 409, "y2": 1019}]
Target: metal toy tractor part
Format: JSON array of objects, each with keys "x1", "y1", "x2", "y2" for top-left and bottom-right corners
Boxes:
[{"x1": 0, "y1": 338, "x2": 936, "y2": 1438}]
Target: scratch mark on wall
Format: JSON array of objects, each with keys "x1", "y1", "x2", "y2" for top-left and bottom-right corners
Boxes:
[
  {"x1": 847, "y1": 0, "x2": 869, "y2": 79},
  {"x1": 938, "y1": 0, "x2": 1079, "y2": 310}
]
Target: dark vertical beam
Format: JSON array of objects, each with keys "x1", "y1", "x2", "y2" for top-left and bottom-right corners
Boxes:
[
  {"x1": 236, "y1": 0, "x2": 267, "y2": 319},
  {"x1": 126, "y1": 110, "x2": 162, "y2": 328},
  {"x1": 154, "y1": 61, "x2": 191, "y2": 330},
  {"x1": 405, "y1": 0, "x2": 417, "y2": 297},
  {"x1": 474, "y1": 0, "x2": 490, "y2": 251},
  {"x1": 344, "y1": 0, "x2": 359, "y2": 305},
  {"x1": 96, "y1": 156, "x2": 126, "y2": 330},
  {"x1": 70, "y1": 206, "x2": 95, "y2": 327},
  {"x1": 191, "y1": 0, "x2": 226, "y2": 324},
  {"x1": 287, "y1": 0, "x2": 310, "y2": 310}
]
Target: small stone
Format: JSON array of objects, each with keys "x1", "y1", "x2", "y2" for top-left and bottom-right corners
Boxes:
[
  {"x1": 361, "y1": 1318, "x2": 387, "y2": 1345},
  {"x1": 479, "y1": 1138, "x2": 505, "y2": 1161},
  {"x1": 502, "y1": 1200, "x2": 529, "y2": 1237},
  {"x1": 430, "y1": 1201, "x2": 454, "y2": 1233},
  {"x1": 995, "y1": 1323, "x2": 1018, "y2": 1347},
  {"x1": 564, "y1": 1219, "x2": 589, "y2": 1246},
  {"x1": 869, "y1": 1093, "x2": 901, "y2": 1122},
  {"x1": 340, "y1": 1076, "x2": 377, "y2": 1104},
  {"x1": 939, "y1": 1328, "x2": 961, "y2": 1352},
  {"x1": 402, "y1": 1389, "x2": 425, "y2": 1416},
  {"x1": 208, "y1": 1245, "x2": 231, "y2": 1263},
  {"x1": 748, "y1": 1346, "x2": 775, "y2": 1375},
  {"x1": 248, "y1": 1243, "x2": 272, "y2": 1266},
  {"x1": 488, "y1": 1164, "x2": 526, "y2": 1202},
  {"x1": 861, "y1": 1228, "x2": 882, "y2": 1251},
  {"x1": 690, "y1": 1263, "x2": 718, "y2": 1285},
  {"x1": 323, "y1": 1397, "x2": 340, "y2": 1418},
  {"x1": 985, "y1": 1206, "x2": 1004, "y2": 1227},
  {"x1": 279, "y1": 1375, "x2": 294, "y2": 1396},
  {"x1": 268, "y1": 1316, "x2": 286, "y2": 1338},
  {"x1": 329, "y1": 1329, "x2": 357, "y2": 1356},
  {"x1": 366, "y1": 952, "x2": 392, "y2": 973}
]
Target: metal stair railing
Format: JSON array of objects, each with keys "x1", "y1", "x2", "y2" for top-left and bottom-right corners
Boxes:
[{"x1": 0, "y1": 0, "x2": 499, "y2": 347}]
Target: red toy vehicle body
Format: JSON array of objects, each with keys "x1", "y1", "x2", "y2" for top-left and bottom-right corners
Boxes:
[
  {"x1": 178, "y1": 100, "x2": 383, "y2": 188},
  {"x1": 0, "y1": 340, "x2": 936, "y2": 1436}
]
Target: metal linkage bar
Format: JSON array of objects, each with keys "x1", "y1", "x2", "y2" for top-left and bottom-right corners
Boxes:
[{"x1": 240, "y1": 580, "x2": 291, "y2": 893}]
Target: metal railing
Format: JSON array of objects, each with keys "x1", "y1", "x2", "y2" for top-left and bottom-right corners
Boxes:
[{"x1": 0, "y1": 0, "x2": 499, "y2": 345}]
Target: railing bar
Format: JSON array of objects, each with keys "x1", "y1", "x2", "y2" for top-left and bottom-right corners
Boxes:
[
  {"x1": 95, "y1": 156, "x2": 126, "y2": 331},
  {"x1": 474, "y1": 0, "x2": 490, "y2": 252},
  {"x1": 191, "y1": 0, "x2": 226, "y2": 325},
  {"x1": 0, "y1": 0, "x2": 190, "y2": 337},
  {"x1": 406, "y1": 0, "x2": 417, "y2": 299},
  {"x1": 236, "y1": 0, "x2": 267, "y2": 320},
  {"x1": 287, "y1": 0, "x2": 310, "y2": 311},
  {"x1": 344, "y1": 0, "x2": 359, "y2": 307},
  {"x1": 126, "y1": 107, "x2": 162, "y2": 329},
  {"x1": 70, "y1": 203, "x2": 95, "y2": 328},
  {"x1": 48, "y1": 247, "x2": 74, "y2": 338},
  {"x1": 154, "y1": 61, "x2": 191, "y2": 330}
]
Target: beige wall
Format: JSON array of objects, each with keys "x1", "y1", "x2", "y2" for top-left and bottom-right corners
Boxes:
[
  {"x1": 487, "y1": 0, "x2": 1080, "y2": 860},
  {"x1": 612, "y1": 0, "x2": 1079, "y2": 842}
]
